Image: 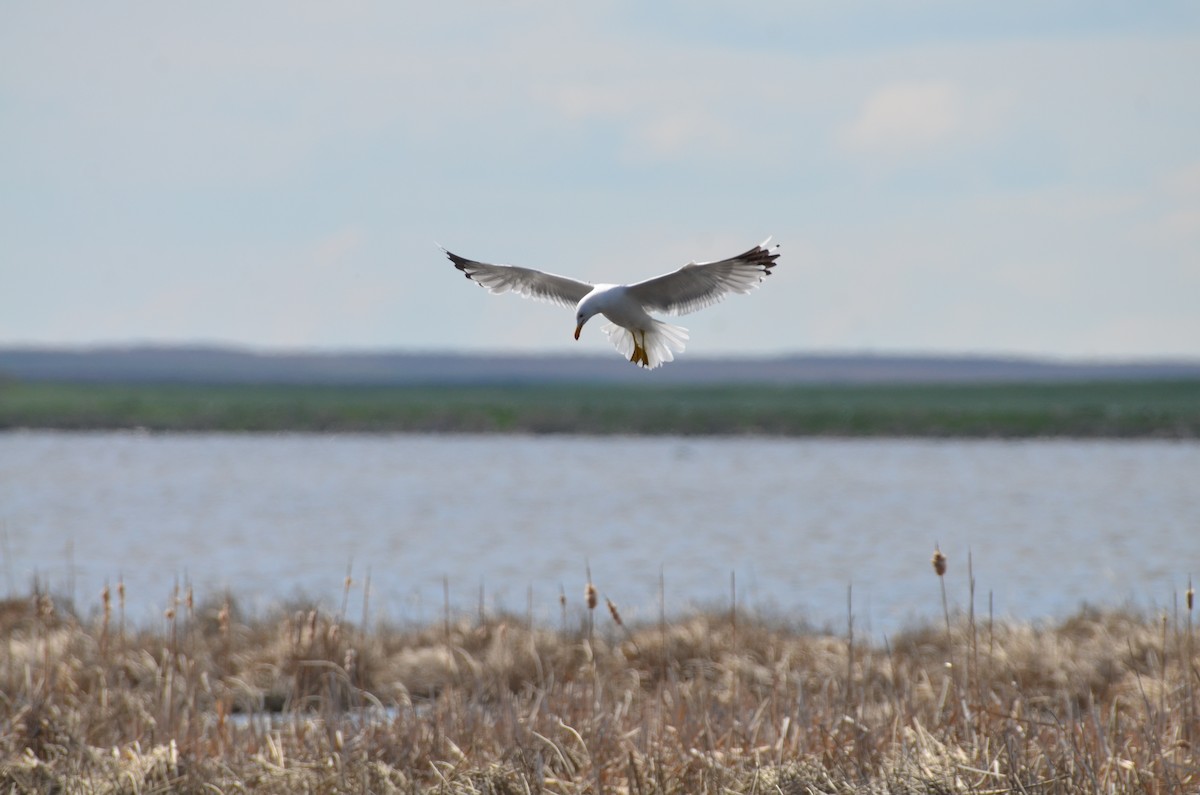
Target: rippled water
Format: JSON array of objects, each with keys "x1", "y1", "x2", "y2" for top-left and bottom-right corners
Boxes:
[{"x1": 2, "y1": 431, "x2": 1197, "y2": 636}]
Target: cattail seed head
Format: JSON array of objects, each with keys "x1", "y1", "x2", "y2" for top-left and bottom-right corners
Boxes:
[
  {"x1": 101, "y1": 586, "x2": 111, "y2": 633},
  {"x1": 932, "y1": 547, "x2": 947, "y2": 577},
  {"x1": 926, "y1": 547, "x2": 945, "y2": 578},
  {"x1": 1187, "y1": 581, "x2": 1194, "y2": 612},
  {"x1": 606, "y1": 598, "x2": 623, "y2": 627},
  {"x1": 585, "y1": 582, "x2": 598, "y2": 611}
]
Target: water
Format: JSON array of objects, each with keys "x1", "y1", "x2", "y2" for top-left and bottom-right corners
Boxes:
[{"x1": 2, "y1": 431, "x2": 1197, "y2": 637}]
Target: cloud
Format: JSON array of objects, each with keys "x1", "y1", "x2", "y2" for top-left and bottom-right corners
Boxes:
[
  {"x1": 841, "y1": 80, "x2": 963, "y2": 155},
  {"x1": 1165, "y1": 160, "x2": 1200, "y2": 195},
  {"x1": 631, "y1": 110, "x2": 740, "y2": 160},
  {"x1": 553, "y1": 84, "x2": 635, "y2": 122},
  {"x1": 1139, "y1": 160, "x2": 1200, "y2": 246},
  {"x1": 1153, "y1": 206, "x2": 1200, "y2": 242}
]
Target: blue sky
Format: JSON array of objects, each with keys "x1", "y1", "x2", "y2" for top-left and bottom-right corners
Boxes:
[{"x1": 2, "y1": 2, "x2": 1198, "y2": 360}]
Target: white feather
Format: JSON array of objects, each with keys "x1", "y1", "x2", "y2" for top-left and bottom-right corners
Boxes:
[{"x1": 601, "y1": 321, "x2": 689, "y2": 370}]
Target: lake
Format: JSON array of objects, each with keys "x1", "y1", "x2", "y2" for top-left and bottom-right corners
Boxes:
[{"x1": 2, "y1": 431, "x2": 1197, "y2": 637}]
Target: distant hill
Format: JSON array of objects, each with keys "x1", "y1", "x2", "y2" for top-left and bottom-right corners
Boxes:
[{"x1": 2, "y1": 345, "x2": 1199, "y2": 385}]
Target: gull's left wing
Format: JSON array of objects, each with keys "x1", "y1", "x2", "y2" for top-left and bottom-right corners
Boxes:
[
  {"x1": 625, "y1": 239, "x2": 780, "y2": 316},
  {"x1": 442, "y1": 248, "x2": 593, "y2": 309}
]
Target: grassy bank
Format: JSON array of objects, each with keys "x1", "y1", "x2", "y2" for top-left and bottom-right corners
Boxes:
[
  {"x1": 2, "y1": 379, "x2": 1199, "y2": 436},
  {"x1": 1, "y1": 579, "x2": 1197, "y2": 793}
]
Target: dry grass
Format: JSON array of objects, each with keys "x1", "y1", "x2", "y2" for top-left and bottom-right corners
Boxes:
[{"x1": 1, "y1": 582, "x2": 1197, "y2": 794}]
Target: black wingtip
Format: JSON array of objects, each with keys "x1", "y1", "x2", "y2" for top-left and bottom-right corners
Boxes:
[
  {"x1": 441, "y1": 247, "x2": 470, "y2": 273},
  {"x1": 750, "y1": 240, "x2": 781, "y2": 270}
]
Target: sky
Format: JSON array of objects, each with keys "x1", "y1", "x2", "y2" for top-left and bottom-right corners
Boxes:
[{"x1": 2, "y1": 2, "x2": 1199, "y2": 361}]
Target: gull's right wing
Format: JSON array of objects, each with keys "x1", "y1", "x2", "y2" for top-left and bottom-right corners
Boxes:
[{"x1": 441, "y1": 247, "x2": 593, "y2": 309}]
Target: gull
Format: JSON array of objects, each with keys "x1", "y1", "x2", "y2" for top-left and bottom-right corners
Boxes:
[{"x1": 440, "y1": 239, "x2": 781, "y2": 369}]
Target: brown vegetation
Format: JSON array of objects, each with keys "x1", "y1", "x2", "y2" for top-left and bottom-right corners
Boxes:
[{"x1": 1, "y1": 580, "x2": 1197, "y2": 793}]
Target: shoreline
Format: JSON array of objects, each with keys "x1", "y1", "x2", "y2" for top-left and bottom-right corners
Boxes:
[{"x1": 3, "y1": 379, "x2": 1199, "y2": 437}]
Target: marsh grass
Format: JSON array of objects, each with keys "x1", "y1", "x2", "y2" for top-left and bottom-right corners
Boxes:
[
  {"x1": 0, "y1": 554, "x2": 1190, "y2": 795},
  {"x1": 1, "y1": 580, "x2": 1197, "y2": 793}
]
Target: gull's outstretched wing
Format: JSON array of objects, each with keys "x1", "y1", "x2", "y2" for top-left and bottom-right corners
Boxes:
[
  {"x1": 442, "y1": 248, "x2": 593, "y2": 309},
  {"x1": 625, "y1": 239, "x2": 780, "y2": 316}
]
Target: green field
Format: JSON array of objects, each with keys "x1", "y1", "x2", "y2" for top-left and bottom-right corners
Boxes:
[{"x1": 2, "y1": 379, "x2": 1198, "y2": 436}]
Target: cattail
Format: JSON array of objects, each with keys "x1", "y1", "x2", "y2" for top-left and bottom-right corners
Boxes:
[
  {"x1": 932, "y1": 545, "x2": 950, "y2": 637},
  {"x1": 584, "y1": 564, "x2": 598, "y2": 645},
  {"x1": 606, "y1": 598, "x2": 623, "y2": 628},
  {"x1": 218, "y1": 600, "x2": 231, "y2": 636},
  {"x1": 932, "y1": 547, "x2": 947, "y2": 577},
  {"x1": 117, "y1": 577, "x2": 127, "y2": 644},
  {"x1": 607, "y1": 596, "x2": 639, "y2": 651},
  {"x1": 164, "y1": 607, "x2": 176, "y2": 621},
  {"x1": 100, "y1": 584, "x2": 111, "y2": 653},
  {"x1": 1187, "y1": 581, "x2": 1194, "y2": 612},
  {"x1": 341, "y1": 571, "x2": 354, "y2": 622}
]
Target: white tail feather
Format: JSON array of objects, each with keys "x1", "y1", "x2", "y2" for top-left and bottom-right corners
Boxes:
[{"x1": 601, "y1": 321, "x2": 689, "y2": 369}]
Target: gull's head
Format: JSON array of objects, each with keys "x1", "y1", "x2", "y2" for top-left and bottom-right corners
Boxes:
[
  {"x1": 574, "y1": 300, "x2": 600, "y2": 341},
  {"x1": 574, "y1": 310, "x2": 589, "y2": 340}
]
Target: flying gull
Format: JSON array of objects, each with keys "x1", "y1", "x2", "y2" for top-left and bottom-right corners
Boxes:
[{"x1": 441, "y1": 239, "x2": 780, "y2": 369}]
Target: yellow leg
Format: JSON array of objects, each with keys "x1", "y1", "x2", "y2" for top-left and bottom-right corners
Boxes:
[{"x1": 629, "y1": 330, "x2": 649, "y2": 367}]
